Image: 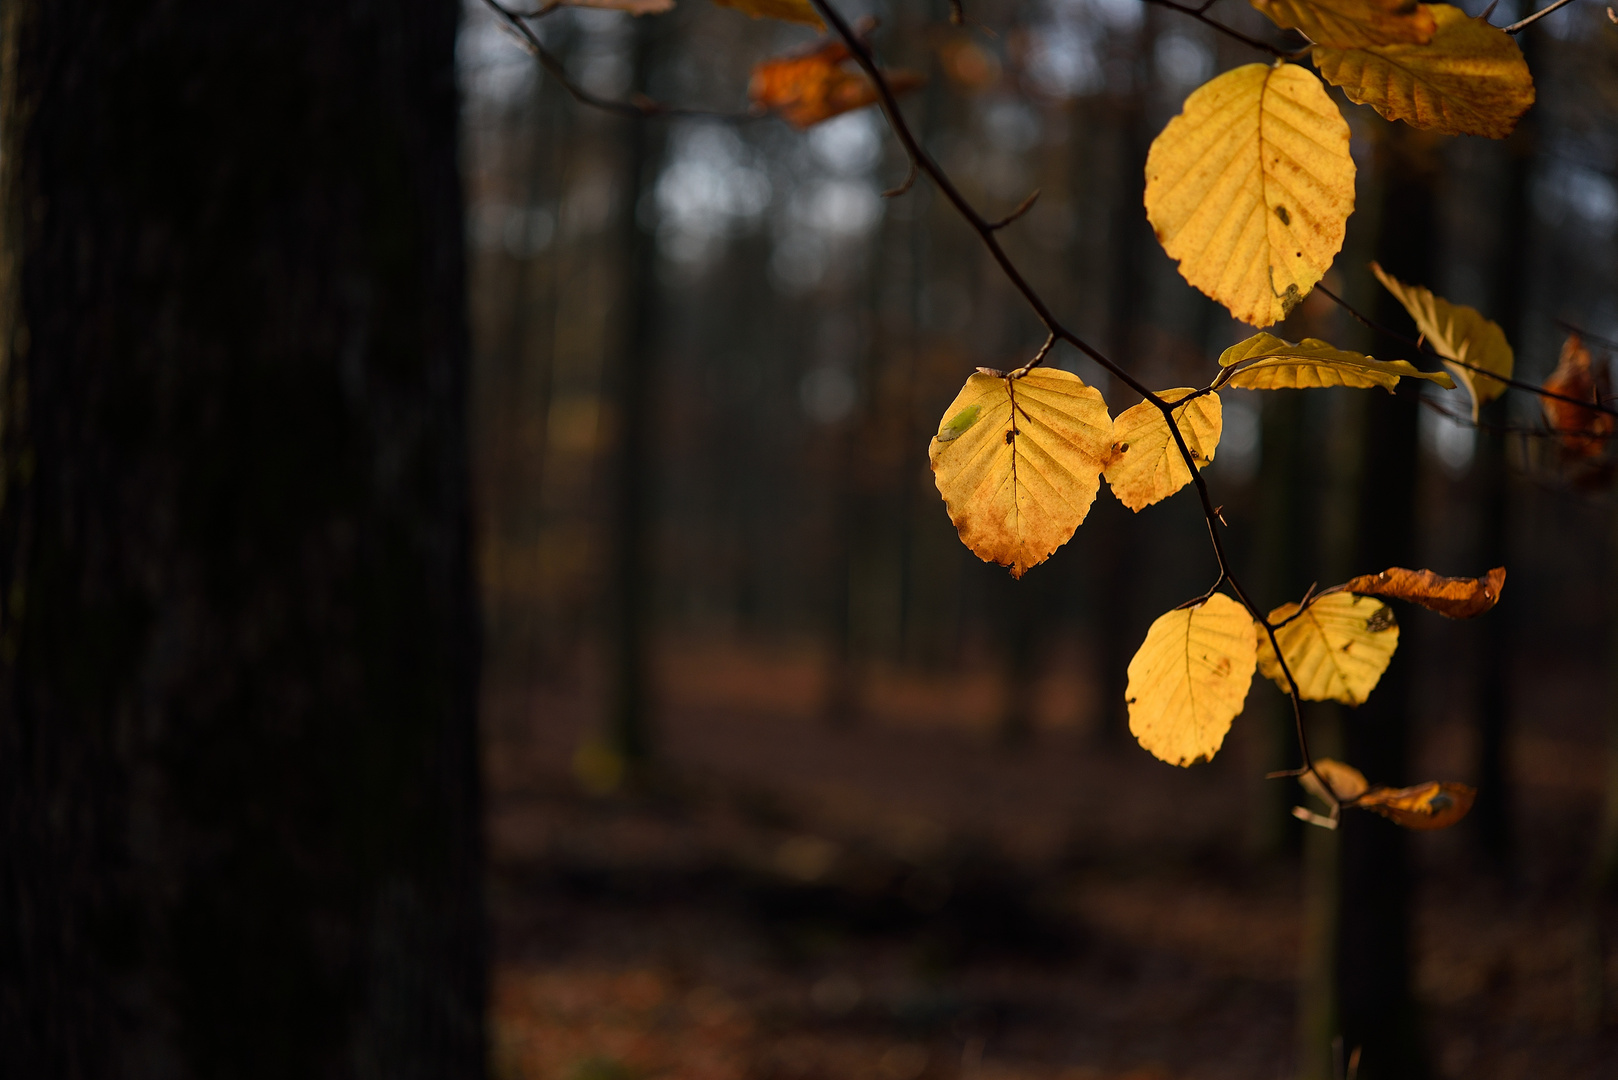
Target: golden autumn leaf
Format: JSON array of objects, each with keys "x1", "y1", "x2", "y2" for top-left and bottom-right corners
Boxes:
[
  {"x1": 1542, "y1": 335, "x2": 1614, "y2": 458},
  {"x1": 1126, "y1": 594, "x2": 1258, "y2": 767},
  {"x1": 1338, "y1": 565, "x2": 1506, "y2": 618},
  {"x1": 1312, "y1": 4, "x2": 1535, "y2": 140},
  {"x1": 561, "y1": 0, "x2": 675, "y2": 13},
  {"x1": 1144, "y1": 63, "x2": 1355, "y2": 329},
  {"x1": 1258, "y1": 592, "x2": 1398, "y2": 705},
  {"x1": 713, "y1": 0, "x2": 823, "y2": 26},
  {"x1": 929, "y1": 367, "x2": 1114, "y2": 578},
  {"x1": 1356, "y1": 781, "x2": 1476, "y2": 829},
  {"x1": 1371, "y1": 262, "x2": 1513, "y2": 421},
  {"x1": 1103, "y1": 389, "x2": 1222, "y2": 512},
  {"x1": 1218, "y1": 332, "x2": 1454, "y2": 391},
  {"x1": 1252, "y1": 0, "x2": 1435, "y2": 48},
  {"x1": 749, "y1": 41, "x2": 923, "y2": 128},
  {"x1": 1302, "y1": 757, "x2": 1371, "y2": 803}
]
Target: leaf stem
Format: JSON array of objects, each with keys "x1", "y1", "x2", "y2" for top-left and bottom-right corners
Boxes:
[
  {"x1": 1315, "y1": 283, "x2": 1618, "y2": 420},
  {"x1": 1140, "y1": 0, "x2": 1311, "y2": 59},
  {"x1": 1503, "y1": 0, "x2": 1583, "y2": 33}
]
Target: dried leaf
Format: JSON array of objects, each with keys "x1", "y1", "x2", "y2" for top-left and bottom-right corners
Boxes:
[
  {"x1": 1252, "y1": 0, "x2": 1436, "y2": 47},
  {"x1": 1371, "y1": 262, "x2": 1513, "y2": 422},
  {"x1": 929, "y1": 368, "x2": 1114, "y2": 578},
  {"x1": 1302, "y1": 757, "x2": 1371, "y2": 803},
  {"x1": 1356, "y1": 781, "x2": 1476, "y2": 829},
  {"x1": 749, "y1": 41, "x2": 923, "y2": 128},
  {"x1": 1127, "y1": 595, "x2": 1258, "y2": 767},
  {"x1": 1144, "y1": 63, "x2": 1355, "y2": 328},
  {"x1": 1103, "y1": 389, "x2": 1222, "y2": 512},
  {"x1": 1220, "y1": 332, "x2": 1454, "y2": 391},
  {"x1": 562, "y1": 0, "x2": 676, "y2": 13},
  {"x1": 1339, "y1": 565, "x2": 1506, "y2": 618},
  {"x1": 1542, "y1": 335, "x2": 1614, "y2": 458},
  {"x1": 1258, "y1": 592, "x2": 1399, "y2": 705},
  {"x1": 713, "y1": 0, "x2": 823, "y2": 27},
  {"x1": 938, "y1": 38, "x2": 1001, "y2": 91},
  {"x1": 1313, "y1": 4, "x2": 1535, "y2": 140}
]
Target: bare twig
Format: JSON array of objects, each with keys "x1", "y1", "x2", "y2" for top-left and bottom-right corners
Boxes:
[
  {"x1": 988, "y1": 189, "x2": 1041, "y2": 231},
  {"x1": 1141, "y1": 0, "x2": 1309, "y2": 58},
  {"x1": 1504, "y1": 0, "x2": 1583, "y2": 33},
  {"x1": 1315, "y1": 284, "x2": 1618, "y2": 420},
  {"x1": 1555, "y1": 319, "x2": 1618, "y2": 354},
  {"x1": 480, "y1": 0, "x2": 751, "y2": 119}
]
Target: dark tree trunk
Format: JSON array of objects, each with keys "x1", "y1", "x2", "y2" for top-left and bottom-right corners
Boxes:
[
  {"x1": 604, "y1": 20, "x2": 666, "y2": 773},
  {"x1": 0, "y1": 3, "x2": 484, "y2": 1077},
  {"x1": 1335, "y1": 124, "x2": 1436, "y2": 1079}
]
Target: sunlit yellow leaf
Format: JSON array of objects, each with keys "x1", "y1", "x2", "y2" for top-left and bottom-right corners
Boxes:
[
  {"x1": 1339, "y1": 565, "x2": 1506, "y2": 618},
  {"x1": 1371, "y1": 262, "x2": 1513, "y2": 421},
  {"x1": 1127, "y1": 594, "x2": 1258, "y2": 767},
  {"x1": 1103, "y1": 389, "x2": 1221, "y2": 512},
  {"x1": 1313, "y1": 4, "x2": 1534, "y2": 139},
  {"x1": 712, "y1": 0, "x2": 823, "y2": 27},
  {"x1": 1252, "y1": 0, "x2": 1435, "y2": 47},
  {"x1": 1145, "y1": 63, "x2": 1355, "y2": 328},
  {"x1": 1357, "y1": 780, "x2": 1476, "y2": 829},
  {"x1": 1257, "y1": 592, "x2": 1399, "y2": 705},
  {"x1": 1302, "y1": 758, "x2": 1371, "y2": 803},
  {"x1": 929, "y1": 367, "x2": 1113, "y2": 578},
  {"x1": 1219, "y1": 332, "x2": 1454, "y2": 391}
]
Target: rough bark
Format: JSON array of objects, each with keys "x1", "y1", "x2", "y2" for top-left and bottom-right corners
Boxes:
[{"x1": 0, "y1": 2, "x2": 484, "y2": 1077}]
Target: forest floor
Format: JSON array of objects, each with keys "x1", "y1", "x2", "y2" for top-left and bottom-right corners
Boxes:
[{"x1": 484, "y1": 635, "x2": 1618, "y2": 1080}]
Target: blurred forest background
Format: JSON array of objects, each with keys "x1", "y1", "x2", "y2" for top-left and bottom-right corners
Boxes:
[{"x1": 459, "y1": 0, "x2": 1618, "y2": 1076}]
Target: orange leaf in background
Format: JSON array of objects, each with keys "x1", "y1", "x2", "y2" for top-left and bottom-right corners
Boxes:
[
  {"x1": 749, "y1": 41, "x2": 923, "y2": 128},
  {"x1": 560, "y1": 0, "x2": 675, "y2": 14},
  {"x1": 1542, "y1": 335, "x2": 1614, "y2": 458},
  {"x1": 712, "y1": 0, "x2": 824, "y2": 27},
  {"x1": 1339, "y1": 566, "x2": 1506, "y2": 619},
  {"x1": 938, "y1": 38, "x2": 1000, "y2": 91},
  {"x1": 1356, "y1": 781, "x2": 1476, "y2": 829}
]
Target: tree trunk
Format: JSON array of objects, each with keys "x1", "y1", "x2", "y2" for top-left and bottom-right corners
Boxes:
[
  {"x1": 1335, "y1": 124, "x2": 1437, "y2": 1079},
  {"x1": 0, "y1": 3, "x2": 484, "y2": 1076}
]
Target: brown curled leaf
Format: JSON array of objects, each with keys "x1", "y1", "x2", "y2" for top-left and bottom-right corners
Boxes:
[
  {"x1": 1542, "y1": 335, "x2": 1614, "y2": 459},
  {"x1": 1355, "y1": 781, "x2": 1476, "y2": 829},
  {"x1": 1339, "y1": 566, "x2": 1506, "y2": 619},
  {"x1": 749, "y1": 40, "x2": 924, "y2": 129}
]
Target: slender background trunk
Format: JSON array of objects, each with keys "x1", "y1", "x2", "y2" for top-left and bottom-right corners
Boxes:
[{"x1": 0, "y1": 2, "x2": 484, "y2": 1075}]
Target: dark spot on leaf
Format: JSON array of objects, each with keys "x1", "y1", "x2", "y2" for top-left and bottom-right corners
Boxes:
[
  {"x1": 1274, "y1": 204, "x2": 1290, "y2": 225},
  {"x1": 1004, "y1": 429, "x2": 1015, "y2": 445}
]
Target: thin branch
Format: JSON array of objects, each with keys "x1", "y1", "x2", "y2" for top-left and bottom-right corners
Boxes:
[
  {"x1": 988, "y1": 189, "x2": 1041, "y2": 231},
  {"x1": 1555, "y1": 319, "x2": 1618, "y2": 354},
  {"x1": 1504, "y1": 0, "x2": 1582, "y2": 33},
  {"x1": 1141, "y1": 0, "x2": 1309, "y2": 58},
  {"x1": 480, "y1": 0, "x2": 752, "y2": 120},
  {"x1": 1315, "y1": 284, "x2": 1618, "y2": 420},
  {"x1": 808, "y1": 0, "x2": 1322, "y2": 783}
]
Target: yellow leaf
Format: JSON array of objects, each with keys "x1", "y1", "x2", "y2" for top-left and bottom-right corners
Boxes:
[
  {"x1": 1313, "y1": 4, "x2": 1535, "y2": 140},
  {"x1": 712, "y1": 0, "x2": 823, "y2": 26},
  {"x1": 1338, "y1": 565, "x2": 1506, "y2": 618},
  {"x1": 1126, "y1": 594, "x2": 1258, "y2": 767},
  {"x1": 1103, "y1": 389, "x2": 1222, "y2": 512},
  {"x1": 1357, "y1": 780, "x2": 1476, "y2": 829},
  {"x1": 1371, "y1": 262, "x2": 1513, "y2": 421},
  {"x1": 1252, "y1": 0, "x2": 1435, "y2": 47},
  {"x1": 1219, "y1": 332, "x2": 1454, "y2": 390},
  {"x1": 1145, "y1": 63, "x2": 1355, "y2": 329},
  {"x1": 929, "y1": 367, "x2": 1113, "y2": 578},
  {"x1": 1301, "y1": 757, "x2": 1371, "y2": 803},
  {"x1": 1257, "y1": 592, "x2": 1399, "y2": 705}
]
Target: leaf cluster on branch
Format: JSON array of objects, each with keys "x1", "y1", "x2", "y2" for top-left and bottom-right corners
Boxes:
[{"x1": 486, "y1": 0, "x2": 1616, "y2": 830}]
